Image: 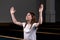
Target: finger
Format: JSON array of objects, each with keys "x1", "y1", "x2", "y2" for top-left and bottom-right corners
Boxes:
[
  {"x1": 39, "y1": 4, "x2": 43, "y2": 8},
  {"x1": 10, "y1": 6, "x2": 15, "y2": 10},
  {"x1": 41, "y1": 4, "x2": 43, "y2": 6}
]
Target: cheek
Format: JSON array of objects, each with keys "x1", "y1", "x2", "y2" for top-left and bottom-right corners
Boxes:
[
  {"x1": 29, "y1": 16, "x2": 32, "y2": 19},
  {"x1": 26, "y1": 16, "x2": 29, "y2": 20}
]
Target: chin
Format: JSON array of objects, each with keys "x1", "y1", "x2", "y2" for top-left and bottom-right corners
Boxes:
[
  {"x1": 26, "y1": 20, "x2": 29, "y2": 21},
  {"x1": 26, "y1": 19, "x2": 30, "y2": 21}
]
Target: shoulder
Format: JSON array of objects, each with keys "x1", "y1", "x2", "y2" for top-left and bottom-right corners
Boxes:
[
  {"x1": 22, "y1": 22, "x2": 26, "y2": 25},
  {"x1": 22, "y1": 22, "x2": 26, "y2": 27},
  {"x1": 33, "y1": 23, "x2": 39, "y2": 25},
  {"x1": 33, "y1": 23, "x2": 39, "y2": 27},
  {"x1": 22, "y1": 22, "x2": 26, "y2": 24}
]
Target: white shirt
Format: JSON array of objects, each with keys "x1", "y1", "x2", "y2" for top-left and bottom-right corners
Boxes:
[{"x1": 22, "y1": 22, "x2": 39, "y2": 40}]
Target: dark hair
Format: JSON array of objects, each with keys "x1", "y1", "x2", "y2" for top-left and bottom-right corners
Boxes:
[{"x1": 25, "y1": 12, "x2": 36, "y2": 29}]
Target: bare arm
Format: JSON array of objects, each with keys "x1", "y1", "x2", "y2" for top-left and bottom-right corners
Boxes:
[
  {"x1": 10, "y1": 7, "x2": 22, "y2": 26},
  {"x1": 38, "y1": 4, "x2": 43, "y2": 24},
  {"x1": 35, "y1": 4, "x2": 43, "y2": 27}
]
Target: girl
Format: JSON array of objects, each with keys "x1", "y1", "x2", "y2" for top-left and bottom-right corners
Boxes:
[{"x1": 10, "y1": 4, "x2": 43, "y2": 40}]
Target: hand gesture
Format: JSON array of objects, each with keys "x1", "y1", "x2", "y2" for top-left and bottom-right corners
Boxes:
[
  {"x1": 39, "y1": 4, "x2": 44, "y2": 13},
  {"x1": 10, "y1": 6, "x2": 16, "y2": 14}
]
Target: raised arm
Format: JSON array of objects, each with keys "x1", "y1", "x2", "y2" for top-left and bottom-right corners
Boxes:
[
  {"x1": 10, "y1": 6, "x2": 22, "y2": 26},
  {"x1": 38, "y1": 4, "x2": 43, "y2": 24},
  {"x1": 35, "y1": 4, "x2": 43, "y2": 27}
]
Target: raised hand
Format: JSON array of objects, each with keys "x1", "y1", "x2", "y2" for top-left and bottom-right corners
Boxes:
[
  {"x1": 10, "y1": 6, "x2": 16, "y2": 14},
  {"x1": 39, "y1": 4, "x2": 44, "y2": 13}
]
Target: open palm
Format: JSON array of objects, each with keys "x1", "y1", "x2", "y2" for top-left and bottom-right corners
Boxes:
[
  {"x1": 10, "y1": 6, "x2": 16, "y2": 14},
  {"x1": 39, "y1": 4, "x2": 44, "y2": 13}
]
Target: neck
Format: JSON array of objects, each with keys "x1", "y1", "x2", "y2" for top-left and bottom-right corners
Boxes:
[{"x1": 27, "y1": 20, "x2": 31, "y2": 24}]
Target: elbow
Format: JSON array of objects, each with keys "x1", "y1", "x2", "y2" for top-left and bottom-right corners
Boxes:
[
  {"x1": 39, "y1": 21, "x2": 43, "y2": 24},
  {"x1": 40, "y1": 19, "x2": 43, "y2": 24},
  {"x1": 40, "y1": 22, "x2": 42, "y2": 24},
  {"x1": 13, "y1": 21, "x2": 17, "y2": 24},
  {"x1": 39, "y1": 22, "x2": 42, "y2": 24}
]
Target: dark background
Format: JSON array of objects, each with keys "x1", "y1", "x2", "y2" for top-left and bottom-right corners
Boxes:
[
  {"x1": 55, "y1": 0, "x2": 60, "y2": 22},
  {"x1": 0, "y1": 0, "x2": 60, "y2": 23},
  {"x1": 0, "y1": 0, "x2": 39, "y2": 23},
  {"x1": 0, "y1": 0, "x2": 46, "y2": 23}
]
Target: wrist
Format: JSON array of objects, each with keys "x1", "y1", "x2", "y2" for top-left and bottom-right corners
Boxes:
[
  {"x1": 11, "y1": 13, "x2": 14, "y2": 15},
  {"x1": 39, "y1": 12, "x2": 42, "y2": 15},
  {"x1": 39, "y1": 11, "x2": 42, "y2": 13}
]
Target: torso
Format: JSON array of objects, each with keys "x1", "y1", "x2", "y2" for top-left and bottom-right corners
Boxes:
[{"x1": 22, "y1": 22, "x2": 37, "y2": 40}]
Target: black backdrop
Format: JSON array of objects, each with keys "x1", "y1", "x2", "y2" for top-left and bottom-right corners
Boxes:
[
  {"x1": 0, "y1": 0, "x2": 46, "y2": 23},
  {"x1": 2, "y1": 0, "x2": 60, "y2": 23},
  {"x1": 0, "y1": 0, "x2": 39, "y2": 23},
  {"x1": 55, "y1": 0, "x2": 60, "y2": 22}
]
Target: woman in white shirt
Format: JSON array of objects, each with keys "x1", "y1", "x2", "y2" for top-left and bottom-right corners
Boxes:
[{"x1": 10, "y1": 4, "x2": 43, "y2": 40}]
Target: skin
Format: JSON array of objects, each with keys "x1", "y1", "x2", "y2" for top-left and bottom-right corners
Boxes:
[
  {"x1": 26, "y1": 13, "x2": 32, "y2": 24},
  {"x1": 10, "y1": 4, "x2": 44, "y2": 27}
]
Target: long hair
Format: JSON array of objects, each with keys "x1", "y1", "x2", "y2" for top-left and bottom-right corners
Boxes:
[{"x1": 25, "y1": 12, "x2": 36, "y2": 29}]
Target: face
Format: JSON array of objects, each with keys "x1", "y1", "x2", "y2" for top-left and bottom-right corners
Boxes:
[{"x1": 26, "y1": 13, "x2": 32, "y2": 21}]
